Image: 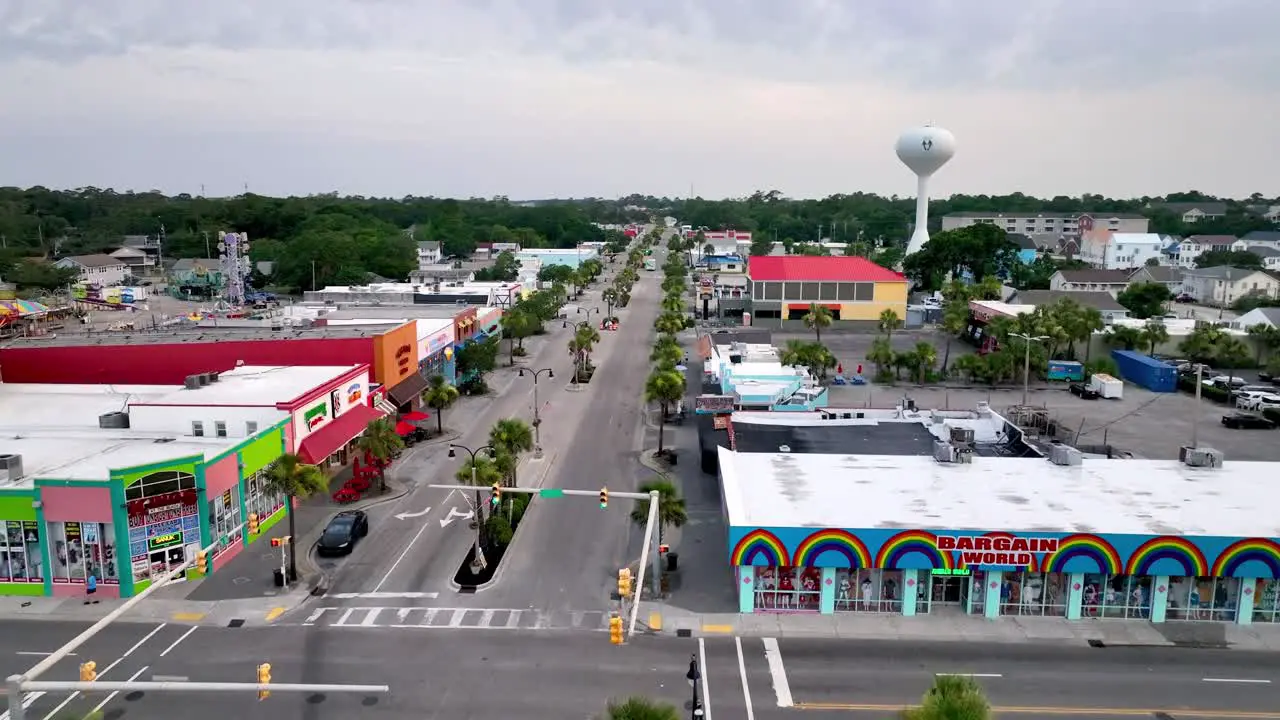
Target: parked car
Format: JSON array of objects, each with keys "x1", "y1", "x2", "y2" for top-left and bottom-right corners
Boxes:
[
  {"x1": 1068, "y1": 382, "x2": 1100, "y2": 399},
  {"x1": 1259, "y1": 370, "x2": 1276, "y2": 383},
  {"x1": 1204, "y1": 375, "x2": 1247, "y2": 389},
  {"x1": 1175, "y1": 293, "x2": 1196, "y2": 303},
  {"x1": 1221, "y1": 413, "x2": 1277, "y2": 429},
  {"x1": 1237, "y1": 393, "x2": 1280, "y2": 412},
  {"x1": 316, "y1": 510, "x2": 369, "y2": 557},
  {"x1": 1176, "y1": 362, "x2": 1213, "y2": 376}
]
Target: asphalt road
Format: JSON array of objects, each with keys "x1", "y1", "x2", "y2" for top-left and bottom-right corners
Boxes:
[{"x1": 6, "y1": 620, "x2": 1280, "y2": 720}]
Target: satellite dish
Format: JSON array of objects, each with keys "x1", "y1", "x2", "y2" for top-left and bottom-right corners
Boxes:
[{"x1": 895, "y1": 125, "x2": 956, "y2": 256}]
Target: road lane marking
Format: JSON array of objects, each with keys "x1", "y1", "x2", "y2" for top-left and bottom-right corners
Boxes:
[
  {"x1": 171, "y1": 612, "x2": 206, "y2": 622},
  {"x1": 701, "y1": 624, "x2": 734, "y2": 634},
  {"x1": 794, "y1": 703, "x2": 1280, "y2": 717},
  {"x1": 42, "y1": 624, "x2": 167, "y2": 720},
  {"x1": 15, "y1": 652, "x2": 75, "y2": 656},
  {"x1": 735, "y1": 637, "x2": 755, "y2": 720},
  {"x1": 265, "y1": 607, "x2": 286, "y2": 622},
  {"x1": 372, "y1": 518, "x2": 434, "y2": 592},
  {"x1": 1203, "y1": 678, "x2": 1271, "y2": 684},
  {"x1": 936, "y1": 673, "x2": 1003, "y2": 678},
  {"x1": 447, "y1": 609, "x2": 466, "y2": 628},
  {"x1": 0, "y1": 692, "x2": 44, "y2": 720},
  {"x1": 762, "y1": 637, "x2": 793, "y2": 708},
  {"x1": 648, "y1": 612, "x2": 663, "y2": 631},
  {"x1": 359, "y1": 609, "x2": 383, "y2": 627},
  {"x1": 159, "y1": 626, "x2": 197, "y2": 657},
  {"x1": 698, "y1": 637, "x2": 713, "y2": 720},
  {"x1": 331, "y1": 592, "x2": 439, "y2": 599},
  {"x1": 86, "y1": 665, "x2": 148, "y2": 718}
]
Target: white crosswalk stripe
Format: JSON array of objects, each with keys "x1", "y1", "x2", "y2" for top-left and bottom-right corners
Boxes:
[{"x1": 298, "y1": 606, "x2": 614, "y2": 631}]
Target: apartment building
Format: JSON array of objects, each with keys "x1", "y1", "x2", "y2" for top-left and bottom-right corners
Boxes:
[
  {"x1": 1172, "y1": 235, "x2": 1238, "y2": 268},
  {"x1": 1078, "y1": 232, "x2": 1165, "y2": 270},
  {"x1": 1048, "y1": 269, "x2": 1133, "y2": 297},
  {"x1": 1180, "y1": 267, "x2": 1280, "y2": 307},
  {"x1": 940, "y1": 212, "x2": 1149, "y2": 240}
]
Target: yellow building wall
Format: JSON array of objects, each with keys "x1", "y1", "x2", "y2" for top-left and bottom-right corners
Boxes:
[{"x1": 778, "y1": 282, "x2": 908, "y2": 321}]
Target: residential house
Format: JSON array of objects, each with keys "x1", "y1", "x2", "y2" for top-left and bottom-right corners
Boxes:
[
  {"x1": 108, "y1": 246, "x2": 155, "y2": 275},
  {"x1": 1180, "y1": 266, "x2": 1280, "y2": 307},
  {"x1": 1172, "y1": 235, "x2": 1237, "y2": 268},
  {"x1": 168, "y1": 258, "x2": 223, "y2": 299},
  {"x1": 1009, "y1": 290, "x2": 1130, "y2": 323},
  {"x1": 940, "y1": 212, "x2": 1149, "y2": 240},
  {"x1": 416, "y1": 241, "x2": 443, "y2": 270},
  {"x1": 1128, "y1": 265, "x2": 1184, "y2": 293},
  {"x1": 1240, "y1": 230, "x2": 1280, "y2": 247},
  {"x1": 54, "y1": 254, "x2": 128, "y2": 287},
  {"x1": 1150, "y1": 202, "x2": 1228, "y2": 224},
  {"x1": 1078, "y1": 231, "x2": 1164, "y2": 270},
  {"x1": 1007, "y1": 233, "x2": 1038, "y2": 264},
  {"x1": 1246, "y1": 246, "x2": 1280, "y2": 271},
  {"x1": 410, "y1": 266, "x2": 475, "y2": 285},
  {"x1": 1048, "y1": 269, "x2": 1132, "y2": 297},
  {"x1": 118, "y1": 234, "x2": 164, "y2": 266},
  {"x1": 1232, "y1": 306, "x2": 1280, "y2": 331}
]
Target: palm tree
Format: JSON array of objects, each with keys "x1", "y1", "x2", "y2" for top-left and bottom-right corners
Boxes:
[
  {"x1": 939, "y1": 296, "x2": 969, "y2": 374},
  {"x1": 644, "y1": 367, "x2": 685, "y2": 453},
  {"x1": 914, "y1": 341, "x2": 938, "y2": 384},
  {"x1": 355, "y1": 417, "x2": 404, "y2": 492},
  {"x1": 503, "y1": 309, "x2": 540, "y2": 364},
  {"x1": 1246, "y1": 323, "x2": 1280, "y2": 365},
  {"x1": 263, "y1": 454, "x2": 327, "y2": 580},
  {"x1": 568, "y1": 324, "x2": 602, "y2": 380},
  {"x1": 489, "y1": 418, "x2": 534, "y2": 485},
  {"x1": 456, "y1": 454, "x2": 503, "y2": 528},
  {"x1": 602, "y1": 286, "x2": 619, "y2": 317},
  {"x1": 1103, "y1": 325, "x2": 1142, "y2": 352},
  {"x1": 654, "y1": 312, "x2": 684, "y2": 336},
  {"x1": 1139, "y1": 320, "x2": 1170, "y2": 356},
  {"x1": 628, "y1": 479, "x2": 688, "y2": 545},
  {"x1": 603, "y1": 697, "x2": 680, "y2": 720},
  {"x1": 900, "y1": 675, "x2": 991, "y2": 720},
  {"x1": 651, "y1": 339, "x2": 683, "y2": 368},
  {"x1": 660, "y1": 294, "x2": 685, "y2": 315},
  {"x1": 802, "y1": 303, "x2": 833, "y2": 344},
  {"x1": 422, "y1": 375, "x2": 459, "y2": 435},
  {"x1": 878, "y1": 308, "x2": 902, "y2": 342}
]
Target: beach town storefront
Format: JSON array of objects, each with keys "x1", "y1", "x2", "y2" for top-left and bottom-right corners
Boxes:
[
  {"x1": 417, "y1": 320, "x2": 457, "y2": 385},
  {"x1": 730, "y1": 528, "x2": 1280, "y2": 624}
]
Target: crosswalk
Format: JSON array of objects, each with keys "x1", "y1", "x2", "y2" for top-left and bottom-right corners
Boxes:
[{"x1": 299, "y1": 605, "x2": 617, "y2": 631}]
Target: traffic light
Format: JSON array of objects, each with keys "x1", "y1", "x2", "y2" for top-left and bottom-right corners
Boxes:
[
  {"x1": 79, "y1": 661, "x2": 97, "y2": 682},
  {"x1": 599, "y1": 487, "x2": 608, "y2": 509},
  {"x1": 248, "y1": 513, "x2": 259, "y2": 534},
  {"x1": 658, "y1": 544, "x2": 670, "y2": 554},
  {"x1": 257, "y1": 663, "x2": 272, "y2": 700},
  {"x1": 609, "y1": 614, "x2": 624, "y2": 645},
  {"x1": 617, "y1": 568, "x2": 633, "y2": 598},
  {"x1": 490, "y1": 483, "x2": 501, "y2": 508},
  {"x1": 195, "y1": 549, "x2": 207, "y2": 573}
]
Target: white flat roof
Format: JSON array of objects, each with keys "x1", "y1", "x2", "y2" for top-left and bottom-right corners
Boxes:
[
  {"x1": 0, "y1": 383, "x2": 180, "y2": 430},
  {"x1": 718, "y1": 449, "x2": 1279, "y2": 538},
  {"x1": 141, "y1": 365, "x2": 360, "y2": 406},
  {"x1": 2, "y1": 430, "x2": 239, "y2": 486}
]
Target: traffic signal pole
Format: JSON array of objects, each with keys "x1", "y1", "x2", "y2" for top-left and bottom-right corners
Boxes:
[{"x1": 18, "y1": 681, "x2": 389, "y2": 694}]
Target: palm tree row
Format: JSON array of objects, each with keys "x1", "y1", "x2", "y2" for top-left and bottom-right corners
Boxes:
[{"x1": 646, "y1": 249, "x2": 690, "y2": 454}]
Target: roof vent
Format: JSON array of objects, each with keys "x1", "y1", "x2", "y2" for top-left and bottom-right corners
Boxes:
[
  {"x1": 1048, "y1": 444, "x2": 1082, "y2": 466},
  {"x1": 778, "y1": 444, "x2": 791, "y2": 453},
  {"x1": 184, "y1": 374, "x2": 202, "y2": 389},
  {"x1": 0, "y1": 454, "x2": 24, "y2": 482},
  {"x1": 197, "y1": 373, "x2": 212, "y2": 386},
  {"x1": 98, "y1": 411, "x2": 131, "y2": 429},
  {"x1": 208, "y1": 372, "x2": 221, "y2": 383},
  {"x1": 1182, "y1": 446, "x2": 1224, "y2": 468}
]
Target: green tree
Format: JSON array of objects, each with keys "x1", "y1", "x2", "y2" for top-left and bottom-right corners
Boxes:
[
  {"x1": 660, "y1": 293, "x2": 685, "y2": 315},
  {"x1": 263, "y1": 454, "x2": 327, "y2": 580},
  {"x1": 502, "y1": 309, "x2": 539, "y2": 364},
  {"x1": 473, "y1": 250, "x2": 521, "y2": 281},
  {"x1": 628, "y1": 479, "x2": 688, "y2": 545},
  {"x1": 1103, "y1": 325, "x2": 1143, "y2": 352},
  {"x1": 651, "y1": 336, "x2": 683, "y2": 368},
  {"x1": 1246, "y1": 323, "x2": 1280, "y2": 365},
  {"x1": 654, "y1": 312, "x2": 685, "y2": 336},
  {"x1": 1139, "y1": 320, "x2": 1170, "y2": 356},
  {"x1": 902, "y1": 224, "x2": 1019, "y2": 290},
  {"x1": 1116, "y1": 282, "x2": 1173, "y2": 319},
  {"x1": 568, "y1": 324, "x2": 602, "y2": 380},
  {"x1": 644, "y1": 367, "x2": 685, "y2": 453},
  {"x1": 489, "y1": 418, "x2": 534, "y2": 485},
  {"x1": 802, "y1": 303, "x2": 833, "y2": 344},
  {"x1": 602, "y1": 697, "x2": 680, "y2": 720},
  {"x1": 878, "y1": 308, "x2": 903, "y2": 342},
  {"x1": 455, "y1": 335, "x2": 501, "y2": 387},
  {"x1": 900, "y1": 675, "x2": 991, "y2": 720},
  {"x1": 421, "y1": 376, "x2": 459, "y2": 436},
  {"x1": 456, "y1": 453, "x2": 502, "y2": 529},
  {"x1": 1195, "y1": 249, "x2": 1264, "y2": 270},
  {"x1": 939, "y1": 283, "x2": 972, "y2": 373},
  {"x1": 355, "y1": 417, "x2": 404, "y2": 492},
  {"x1": 914, "y1": 341, "x2": 938, "y2": 383},
  {"x1": 867, "y1": 337, "x2": 895, "y2": 379}
]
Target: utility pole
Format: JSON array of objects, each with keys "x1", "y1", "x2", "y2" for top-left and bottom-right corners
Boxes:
[
  {"x1": 1191, "y1": 364, "x2": 1203, "y2": 449},
  {"x1": 687, "y1": 655, "x2": 705, "y2": 719},
  {"x1": 311, "y1": 260, "x2": 317, "y2": 291},
  {"x1": 203, "y1": 231, "x2": 211, "y2": 258},
  {"x1": 1010, "y1": 333, "x2": 1049, "y2": 407}
]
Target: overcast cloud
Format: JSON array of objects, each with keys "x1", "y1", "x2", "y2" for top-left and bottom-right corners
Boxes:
[{"x1": 1, "y1": 0, "x2": 1277, "y2": 200}]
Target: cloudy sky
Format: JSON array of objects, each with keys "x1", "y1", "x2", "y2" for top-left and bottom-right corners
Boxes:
[{"x1": 2, "y1": 0, "x2": 1278, "y2": 201}]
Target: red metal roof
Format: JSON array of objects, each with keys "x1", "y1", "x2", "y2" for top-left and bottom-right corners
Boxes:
[{"x1": 746, "y1": 256, "x2": 906, "y2": 282}]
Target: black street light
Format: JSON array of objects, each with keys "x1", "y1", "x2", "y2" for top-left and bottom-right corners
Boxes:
[
  {"x1": 517, "y1": 367, "x2": 554, "y2": 457},
  {"x1": 686, "y1": 654, "x2": 704, "y2": 719},
  {"x1": 447, "y1": 443, "x2": 497, "y2": 570}
]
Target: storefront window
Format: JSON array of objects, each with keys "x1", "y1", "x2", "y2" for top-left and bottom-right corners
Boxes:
[
  {"x1": 834, "y1": 569, "x2": 903, "y2": 613},
  {"x1": 753, "y1": 567, "x2": 820, "y2": 611},
  {"x1": 919, "y1": 569, "x2": 970, "y2": 614},
  {"x1": 1001, "y1": 572, "x2": 1067, "y2": 617},
  {"x1": 210, "y1": 486, "x2": 244, "y2": 554},
  {"x1": 0, "y1": 521, "x2": 43, "y2": 582},
  {"x1": 48, "y1": 522, "x2": 117, "y2": 584},
  {"x1": 1252, "y1": 580, "x2": 1280, "y2": 623},
  {"x1": 245, "y1": 470, "x2": 285, "y2": 522},
  {"x1": 1168, "y1": 577, "x2": 1241, "y2": 622},
  {"x1": 1082, "y1": 574, "x2": 1152, "y2": 619},
  {"x1": 126, "y1": 479, "x2": 200, "y2": 585}
]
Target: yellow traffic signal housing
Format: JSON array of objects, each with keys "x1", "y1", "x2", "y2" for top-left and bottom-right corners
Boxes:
[
  {"x1": 195, "y1": 549, "x2": 207, "y2": 572},
  {"x1": 609, "y1": 615, "x2": 624, "y2": 645},
  {"x1": 490, "y1": 483, "x2": 501, "y2": 507},
  {"x1": 79, "y1": 661, "x2": 97, "y2": 682},
  {"x1": 599, "y1": 487, "x2": 609, "y2": 509},
  {"x1": 257, "y1": 662, "x2": 272, "y2": 700},
  {"x1": 617, "y1": 568, "x2": 633, "y2": 598},
  {"x1": 248, "y1": 513, "x2": 260, "y2": 534}
]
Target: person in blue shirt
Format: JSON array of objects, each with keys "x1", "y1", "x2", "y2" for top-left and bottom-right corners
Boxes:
[{"x1": 85, "y1": 574, "x2": 98, "y2": 605}]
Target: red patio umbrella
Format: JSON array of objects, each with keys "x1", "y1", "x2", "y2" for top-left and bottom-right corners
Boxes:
[
  {"x1": 401, "y1": 411, "x2": 430, "y2": 422},
  {"x1": 395, "y1": 421, "x2": 417, "y2": 436}
]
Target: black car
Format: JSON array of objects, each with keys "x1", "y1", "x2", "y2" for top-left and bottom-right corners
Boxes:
[
  {"x1": 1221, "y1": 413, "x2": 1277, "y2": 430},
  {"x1": 1069, "y1": 382, "x2": 1100, "y2": 399},
  {"x1": 316, "y1": 510, "x2": 369, "y2": 556},
  {"x1": 1175, "y1": 293, "x2": 1196, "y2": 303}
]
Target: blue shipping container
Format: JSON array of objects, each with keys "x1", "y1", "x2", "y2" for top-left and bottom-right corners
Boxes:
[
  {"x1": 1047, "y1": 360, "x2": 1085, "y2": 382},
  {"x1": 1110, "y1": 350, "x2": 1177, "y2": 392}
]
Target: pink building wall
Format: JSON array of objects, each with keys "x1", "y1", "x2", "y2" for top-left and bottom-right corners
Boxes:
[
  {"x1": 53, "y1": 582, "x2": 120, "y2": 599},
  {"x1": 204, "y1": 455, "x2": 239, "y2": 496},
  {"x1": 40, "y1": 486, "x2": 113, "y2": 522},
  {"x1": 212, "y1": 540, "x2": 244, "y2": 571},
  {"x1": 284, "y1": 419, "x2": 296, "y2": 454}
]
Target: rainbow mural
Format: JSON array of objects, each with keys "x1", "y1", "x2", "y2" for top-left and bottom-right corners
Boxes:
[
  {"x1": 1125, "y1": 536, "x2": 1209, "y2": 577},
  {"x1": 1211, "y1": 538, "x2": 1280, "y2": 579},
  {"x1": 1043, "y1": 534, "x2": 1123, "y2": 575},
  {"x1": 731, "y1": 529, "x2": 789, "y2": 567},
  {"x1": 874, "y1": 530, "x2": 953, "y2": 570},
  {"x1": 953, "y1": 531, "x2": 1040, "y2": 571},
  {"x1": 792, "y1": 529, "x2": 872, "y2": 569}
]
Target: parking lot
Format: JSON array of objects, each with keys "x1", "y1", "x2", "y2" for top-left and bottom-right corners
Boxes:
[{"x1": 825, "y1": 382, "x2": 1280, "y2": 462}]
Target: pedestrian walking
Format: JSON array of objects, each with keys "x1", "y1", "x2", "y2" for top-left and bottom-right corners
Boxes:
[{"x1": 85, "y1": 573, "x2": 99, "y2": 604}]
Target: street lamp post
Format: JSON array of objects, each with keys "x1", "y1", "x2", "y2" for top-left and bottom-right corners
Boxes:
[
  {"x1": 447, "y1": 443, "x2": 497, "y2": 573},
  {"x1": 517, "y1": 367, "x2": 554, "y2": 458},
  {"x1": 686, "y1": 655, "x2": 704, "y2": 719},
  {"x1": 1010, "y1": 332, "x2": 1050, "y2": 406}
]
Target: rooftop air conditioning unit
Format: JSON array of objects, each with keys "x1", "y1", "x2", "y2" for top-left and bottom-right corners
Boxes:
[
  {"x1": 208, "y1": 372, "x2": 221, "y2": 382},
  {"x1": 98, "y1": 411, "x2": 131, "y2": 429},
  {"x1": 976, "y1": 401, "x2": 992, "y2": 417},
  {"x1": 198, "y1": 373, "x2": 212, "y2": 386},
  {"x1": 0, "y1": 454, "x2": 24, "y2": 481},
  {"x1": 933, "y1": 440, "x2": 957, "y2": 464},
  {"x1": 184, "y1": 374, "x2": 202, "y2": 389},
  {"x1": 1184, "y1": 447, "x2": 1225, "y2": 468},
  {"x1": 949, "y1": 427, "x2": 976, "y2": 444},
  {"x1": 1048, "y1": 444, "x2": 1082, "y2": 466}
]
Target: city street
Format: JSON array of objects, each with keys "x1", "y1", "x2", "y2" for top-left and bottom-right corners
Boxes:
[{"x1": 7, "y1": 620, "x2": 1280, "y2": 720}]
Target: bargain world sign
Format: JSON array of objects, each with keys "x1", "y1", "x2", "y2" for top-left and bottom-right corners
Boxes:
[{"x1": 937, "y1": 535, "x2": 1060, "y2": 567}]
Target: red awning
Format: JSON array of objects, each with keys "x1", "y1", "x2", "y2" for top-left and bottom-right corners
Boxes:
[
  {"x1": 395, "y1": 421, "x2": 416, "y2": 436},
  {"x1": 401, "y1": 411, "x2": 430, "y2": 422},
  {"x1": 297, "y1": 404, "x2": 386, "y2": 464}
]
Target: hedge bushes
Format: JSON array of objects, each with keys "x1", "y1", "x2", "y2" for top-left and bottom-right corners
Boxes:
[
  {"x1": 1176, "y1": 374, "x2": 1232, "y2": 403},
  {"x1": 1266, "y1": 408, "x2": 1280, "y2": 424}
]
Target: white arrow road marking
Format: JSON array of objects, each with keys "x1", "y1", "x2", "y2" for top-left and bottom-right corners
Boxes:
[
  {"x1": 439, "y1": 507, "x2": 474, "y2": 528},
  {"x1": 394, "y1": 506, "x2": 431, "y2": 520}
]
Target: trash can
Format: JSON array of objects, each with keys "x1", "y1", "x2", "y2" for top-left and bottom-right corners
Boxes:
[
  {"x1": 273, "y1": 568, "x2": 285, "y2": 587},
  {"x1": 667, "y1": 552, "x2": 679, "y2": 572}
]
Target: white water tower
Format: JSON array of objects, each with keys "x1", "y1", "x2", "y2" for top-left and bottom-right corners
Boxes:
[{"x1": 896, "y1": 125, "x2": 956, "y2": 256}]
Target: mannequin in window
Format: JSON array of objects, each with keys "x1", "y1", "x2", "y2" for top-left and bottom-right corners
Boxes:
[
  {"x1": 882, "y1": 576, "x2": 897, "y2": 611},
  {"x1": 860, "y1": 576, "x2": 873, "y2": 611},
  {"x1": 777, "y1": 569, "x2": 794, "y2": 609},
  {"x1": 838, "y1": 574, "x2": 851, "y2": 608}
]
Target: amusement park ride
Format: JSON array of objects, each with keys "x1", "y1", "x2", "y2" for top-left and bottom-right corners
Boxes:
[{"x1": 184, "y1": 232, "x2": 277, "y2": 322}]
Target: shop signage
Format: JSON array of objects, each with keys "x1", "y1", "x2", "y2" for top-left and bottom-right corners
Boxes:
[
  {"x1": 147, "y1": 532, "x2": 183, "y2": 551},
  {"x1": 347, "y1": 382, "x2": 364, "y2": 405},
  {"x1": 304, "y1": 402, "x2": 328, "y2": 430},
  {"x1": 395, "y1": 344, "x2": 412, "y2": 376},
  {"x1": 695, "y1": 394, "x2": 735, "y2": 415},
  {"x1": 936, "y1": 535, "x2": 1059, "y2": 567},
  {"x1": 424, "y1": 328, "x2": 452, "y2": 356},
  {"x1": 931, "y1": 568, "x2": 972, "y2": 577}
]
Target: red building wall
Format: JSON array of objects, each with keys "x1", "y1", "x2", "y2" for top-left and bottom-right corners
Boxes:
[{"x1": 0, "y1": 338, "x2": 375, "y2": 385}]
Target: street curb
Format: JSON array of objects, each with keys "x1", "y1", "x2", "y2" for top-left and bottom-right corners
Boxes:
[{"x1": 303, "y1": 477, "x2": 414, "y2": 595}]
